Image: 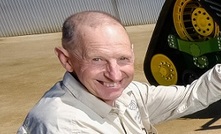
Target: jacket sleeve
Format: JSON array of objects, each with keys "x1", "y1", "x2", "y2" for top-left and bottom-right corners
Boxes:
[
  {"x1": 141, "y1": 64, "x2": 221, "y2": 125},
  {"x1": 16, "y1": 117, "x2": 52, "y2": 134},
  {"x1": 17, "y1": 126, "x2": 27, "y2": 134}
]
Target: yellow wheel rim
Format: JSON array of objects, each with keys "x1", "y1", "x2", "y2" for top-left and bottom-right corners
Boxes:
[
  {"x1": 173, "y1": 0, "x2": 219, "y2": 41},
  {"x1": 151, "y1": 54, "x2": 178, "y2": 85},
  {"x1": 192, "y1": 7, "x2": 214, "y2": 36}
]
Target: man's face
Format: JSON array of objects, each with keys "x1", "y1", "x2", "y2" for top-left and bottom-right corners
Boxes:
[{"x1": 70, "y1": 24, "x2": 134, "y2": 105}]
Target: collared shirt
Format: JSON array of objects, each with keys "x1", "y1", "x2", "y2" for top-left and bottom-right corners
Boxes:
[{"x1": 17, "y1": 64, "x2": 221, "y2": 134}]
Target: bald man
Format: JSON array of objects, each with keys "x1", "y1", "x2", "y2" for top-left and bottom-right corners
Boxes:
[{"x1": 18, "y1": 11, "x2": 221, "y2": 134}]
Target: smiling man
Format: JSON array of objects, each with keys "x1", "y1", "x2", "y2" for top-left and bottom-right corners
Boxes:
[
  {"x1": 18, "y1": 11, "x2": 221, "y2": 134},
  {"x1": 57, "y1": 15, "x2": 135, "y2": 106}
]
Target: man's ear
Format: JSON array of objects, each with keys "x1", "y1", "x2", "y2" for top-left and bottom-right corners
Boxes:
[{"x1": 54, "y1": 47, "x2": 74, "y2": 72}]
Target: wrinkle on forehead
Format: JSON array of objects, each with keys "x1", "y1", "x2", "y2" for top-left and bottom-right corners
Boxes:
[{"x1": 83, "y1": 42, "x2": 134, "y2": 58}]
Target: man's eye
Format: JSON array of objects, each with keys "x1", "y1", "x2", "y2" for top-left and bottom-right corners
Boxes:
[
  {"x1": 91, "y1": 58, "x2": 107, "y2": 65},
  {"x1": 118, "y1": 57, "x2": 133, "y2": 65},
  {"x1": 120, "y1": 57, "x2": 128, "y2": 60},
  {"x1": 92, "y1": 58, "x2": 102, "y2": 61}
]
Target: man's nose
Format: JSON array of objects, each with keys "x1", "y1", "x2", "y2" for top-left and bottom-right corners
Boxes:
[{"x1": 105, "y1": 61, "x2": 122, "y2": 81}]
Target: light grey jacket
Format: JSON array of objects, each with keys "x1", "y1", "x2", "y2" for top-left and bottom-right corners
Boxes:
[{"x1": 17, "y1": 64, "x2": 221, "y2": 134}]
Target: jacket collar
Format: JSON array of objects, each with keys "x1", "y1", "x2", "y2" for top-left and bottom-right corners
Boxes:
[
  {"x1": 62, "y1": 72, "x2": 132, "y2": 118},
  {"x1": 62, "y1": 72, "x2": 112, "y2": 118}
]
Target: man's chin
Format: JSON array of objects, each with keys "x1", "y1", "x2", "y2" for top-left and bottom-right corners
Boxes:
[{"x1": 104, "y1": 91, "x2": 123, "y2": 100}]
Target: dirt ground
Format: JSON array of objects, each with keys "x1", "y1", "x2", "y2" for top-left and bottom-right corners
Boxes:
[{"x1": 1, "y1": 24, "x2": 221, "y2": 134}]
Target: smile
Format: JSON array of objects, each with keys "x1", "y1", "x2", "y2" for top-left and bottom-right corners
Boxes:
[
  {"x1": 98, "y1": 81, "x2": 119, "y2": 88},
  {"x1": 103, "y1": 82, "x2": 117, "y2": 87}
]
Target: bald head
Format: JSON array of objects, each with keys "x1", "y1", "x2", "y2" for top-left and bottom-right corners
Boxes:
[{"x1": 62, "y1": 11, "x2": 124, "y2": 50}]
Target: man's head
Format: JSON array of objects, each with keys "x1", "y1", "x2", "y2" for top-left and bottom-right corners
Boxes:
[{"x1": 55, "y1": 11, "x2": 134, "y2": 106}]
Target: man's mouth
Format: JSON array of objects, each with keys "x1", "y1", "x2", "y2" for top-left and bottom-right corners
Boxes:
[
  {"x1": 98, "y1": 81, "x2": 120, "y2": 88},
  {"x1": 103, "y1": 82, "x2": 117, "y2": 87}
]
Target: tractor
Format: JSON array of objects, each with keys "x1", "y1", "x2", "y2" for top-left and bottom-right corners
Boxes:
[{"x1": 144, "y1": 0, "x2": 221, "y2": 86}]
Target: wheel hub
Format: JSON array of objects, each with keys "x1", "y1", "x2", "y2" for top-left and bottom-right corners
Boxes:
[
  {"x1": 151, "y1": 54, "x2": 178, "y2": 85},
  {"x1": 192, "y1": 7, "x2": 214, "y2": 36}
]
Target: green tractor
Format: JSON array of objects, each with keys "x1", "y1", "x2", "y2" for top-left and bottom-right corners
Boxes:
[{"x1": 144, "y1": 0, "x2": 221, "y2": 86}]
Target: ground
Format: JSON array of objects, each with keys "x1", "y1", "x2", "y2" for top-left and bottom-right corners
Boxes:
[{"x1": 1, "y1": 24, "x2": 221, "y2": 134}]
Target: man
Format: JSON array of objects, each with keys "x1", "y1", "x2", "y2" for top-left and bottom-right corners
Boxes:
[{"x1": 17, "y1": 11, "x2": 221, "y2": 134}]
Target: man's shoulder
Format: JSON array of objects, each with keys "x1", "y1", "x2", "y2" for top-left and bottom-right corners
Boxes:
[
  {"x1": 127, "y1": 81, "x2": 149, "y2": 91},
  {"x1": 125, "y1": 81, "x2": 149, "y2": 102}
]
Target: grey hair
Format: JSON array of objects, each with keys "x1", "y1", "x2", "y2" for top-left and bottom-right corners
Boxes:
[{"x1": 61, "y1": 11, "x2": 124, "y2": 51}]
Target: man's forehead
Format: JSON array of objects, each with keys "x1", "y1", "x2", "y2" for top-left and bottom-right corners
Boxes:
[
  {"x1": 83, "y1": 42, "x2": 133, "y2": 55},
  {"x1": 85, "y1": 42, "x2": 132, "y2": 49}
]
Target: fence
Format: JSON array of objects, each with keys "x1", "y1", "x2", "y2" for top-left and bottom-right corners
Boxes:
[{"x1": 0, "y1": 0, "x2": 165, "y2": 37}]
